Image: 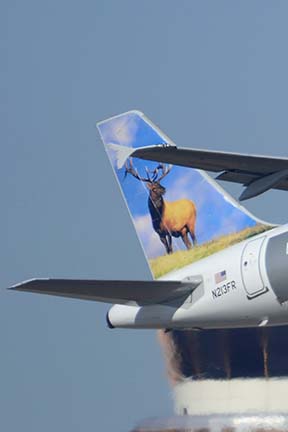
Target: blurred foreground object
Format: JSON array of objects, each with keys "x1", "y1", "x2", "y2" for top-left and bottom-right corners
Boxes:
[
  {"x1": 154, "y1": 327, "x2": 288, "y2": 432},
  {"x1": 131, "y1": 414, "x2": 288, "y2": 432}
]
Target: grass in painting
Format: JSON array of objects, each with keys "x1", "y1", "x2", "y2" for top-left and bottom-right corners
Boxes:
[{"x1": 150, "y1": 224, "x2": 273, "y2": 279}]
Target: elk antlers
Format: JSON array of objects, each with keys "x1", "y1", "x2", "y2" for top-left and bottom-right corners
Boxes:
[{"x1": 125, "y1": 158, "x2": 172, "y2": 183}]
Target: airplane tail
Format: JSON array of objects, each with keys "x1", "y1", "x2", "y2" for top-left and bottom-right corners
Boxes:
[{"x1": 97, "y1": 111, "x2": 272, "y2": 280}]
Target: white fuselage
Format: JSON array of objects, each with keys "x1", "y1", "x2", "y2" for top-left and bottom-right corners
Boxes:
[{"x1": 108, "y1": 224, "x2": 288, "y2": 330}]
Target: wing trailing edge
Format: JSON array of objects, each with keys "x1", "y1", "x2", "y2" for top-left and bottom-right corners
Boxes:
[{"x1": 9, "y1": 277, "x2": 202, "y2": 305}]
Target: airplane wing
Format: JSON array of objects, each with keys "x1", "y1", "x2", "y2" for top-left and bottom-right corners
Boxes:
[
  {"x1": 127, "y1": 145, "x2": 288, "y2": 200},
  {"x1": 9, "y1": 277, "x2": 202, "y2": 305}
]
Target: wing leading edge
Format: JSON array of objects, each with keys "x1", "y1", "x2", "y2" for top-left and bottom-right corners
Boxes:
[
  {"x1": 9, "y1": 278, "x2": 202, "y2": 305},
  {"x1": 127, "y1": 145, "x2": 288, "y2": 200}
]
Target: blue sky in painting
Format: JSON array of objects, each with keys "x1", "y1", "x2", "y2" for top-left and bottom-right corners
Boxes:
[{"x1": 98, "y1": 112, "x2": 257, "y2": 258}]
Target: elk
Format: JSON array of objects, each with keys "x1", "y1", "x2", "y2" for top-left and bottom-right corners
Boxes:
[{"x1": 125, "y1": 159, "x2": 197, "y2": 254}]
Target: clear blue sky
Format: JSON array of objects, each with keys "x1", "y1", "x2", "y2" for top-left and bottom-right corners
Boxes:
[{"x1": 2, "y1": 1, "x2": 288, "y2": 431}]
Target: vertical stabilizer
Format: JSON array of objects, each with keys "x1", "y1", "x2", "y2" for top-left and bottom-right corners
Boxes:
[{"x1": 97, "y1": 111, "x2": 272, "y2": 279}]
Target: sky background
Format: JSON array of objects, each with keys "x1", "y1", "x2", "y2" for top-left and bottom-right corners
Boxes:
[{"x1": 2, "y1": 1, "x2": 288, "y2": 431}]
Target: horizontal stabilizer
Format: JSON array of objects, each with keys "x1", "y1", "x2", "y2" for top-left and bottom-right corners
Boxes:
[
  {"x1": 9, "y1": 277, "x2": 202, "y2": 305},
  {"x1": 128, "y1": 145, "x2": 288, "y2": 199}
]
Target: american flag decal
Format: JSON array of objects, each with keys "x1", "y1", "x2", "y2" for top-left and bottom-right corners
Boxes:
[{"x1": 215, "y1": 270, "x2": 227, "y2": 284}]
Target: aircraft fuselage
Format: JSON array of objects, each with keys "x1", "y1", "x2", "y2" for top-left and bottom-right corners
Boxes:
[{"x1": 107, "y1": 224, "x2": 288, "y2": 330}]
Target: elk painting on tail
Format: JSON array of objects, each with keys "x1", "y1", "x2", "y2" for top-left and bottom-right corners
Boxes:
[
  {"x1": 125, "y1": 159, "x2": 197, "y2": 254},
  {"x1": 98, "y1": 110, "x2": 265, "y2": 278}
]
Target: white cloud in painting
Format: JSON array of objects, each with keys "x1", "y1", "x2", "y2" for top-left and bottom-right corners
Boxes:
[
  {"x1": 99, "y1": 113, "x2": 140, "y2": 169},
  {"x1": 134, "y1": 213, "x2": 164, "y2": 259},
  {"x1": 134, "y1": 213, "x2": 151, "y2": 233},
  {"x1": 100, "y1": 114, "x2": 138, "y2": 148}
]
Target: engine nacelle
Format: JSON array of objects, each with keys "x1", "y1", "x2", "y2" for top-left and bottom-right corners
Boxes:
[{"x1": 106, "y1": 303, "x2": 181, "y2": 329}]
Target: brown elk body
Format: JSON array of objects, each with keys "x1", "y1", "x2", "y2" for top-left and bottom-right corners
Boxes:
[{"x1": 126, "y1": 160, "x2": 197, "y2": 254}]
